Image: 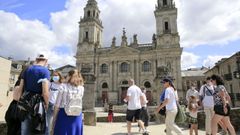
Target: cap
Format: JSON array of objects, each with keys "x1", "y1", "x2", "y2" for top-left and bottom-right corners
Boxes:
[
  {"x1": 161, "y1": 78, "x2": 172, "y2": 84},
  {"x1": 36, "y1": 54, "x2": 47, "y2": 60}
]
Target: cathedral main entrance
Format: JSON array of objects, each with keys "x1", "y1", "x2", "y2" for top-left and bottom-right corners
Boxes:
[{"x1": 121, "y1": 87, "x2": 128, "y2": 103}]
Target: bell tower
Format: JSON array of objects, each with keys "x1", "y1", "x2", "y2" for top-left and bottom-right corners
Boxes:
[
  {"x1": 77, "y1": 0, "x2": 103, "y2": 48},
  {"x1": 155, "y1": 0, "x2": 180, "y2": 48}
]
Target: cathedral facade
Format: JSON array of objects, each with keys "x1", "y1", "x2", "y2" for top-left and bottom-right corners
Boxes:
[{"x1": 76, "y1": 0, "x2": 182, "y2": 105}]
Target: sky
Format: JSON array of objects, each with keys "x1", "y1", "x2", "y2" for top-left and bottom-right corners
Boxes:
[{"x1": 0, "y1": 0, "x2": 239, "y2": 69}]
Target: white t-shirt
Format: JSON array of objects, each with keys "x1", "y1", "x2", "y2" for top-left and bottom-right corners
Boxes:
[
  {"x1": 141, "y1": 93, "x2": 148, "y2": 108},
  {"x1": 164, "y1": 87, "x2": 178, "y2": 111},
  {"x1": 49, "y1": 82, "x2": 63, "y2": 104},
  {"x1": 199, "y1": 84, "x2": 214, "y2": 108},
  {"x1": 55, "y1": 83, "x2": 84, "y2": 108},
  {"x1": 127, "y1": 85, "x2": 142, "y2": 110}
]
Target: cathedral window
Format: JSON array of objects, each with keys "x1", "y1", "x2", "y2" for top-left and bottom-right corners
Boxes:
[
  {"x1": 144, "y1": 81, "x2": 151, "y2": 88},
  {"x1": 142, "y1": 61, "x2": 151, "y2": 72},
  {"x1": 163, "y1": 0, "x2": 167, "y2": 6},
  {"x1": 96, "y1": 13, "x2": 99, "y2": 18},
  {"x1": 120, "y1": 62, "x2": 129, "y2": 72},
  {"x1": 100, "y1": 64, "x2": 108, "y2": 74},
  {"x1": 93, "y1": 10, "x2": 96, "y2": 17},
  {"x1": 164, "y1": 22, "x2": 169, "y2": 30},
  {"x1": 85, "y1": 31, "x2": 89, "y2": 39},
  {"x1": 87, "y1": 11, "x2": 91, "y2": 17},
  {"x1": 122, "y1": 80, "x2": 128, "y2": 85},
  {"x1": 102, "y1": 82, "x2": 108, "y2": 88}
]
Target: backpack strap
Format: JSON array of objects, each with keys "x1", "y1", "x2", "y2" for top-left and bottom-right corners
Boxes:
[{"x1": 205, "y1": 86, "x2": 213, "y2": 96}]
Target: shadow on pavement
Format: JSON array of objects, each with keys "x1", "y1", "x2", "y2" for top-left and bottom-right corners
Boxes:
[{"x1": 112, "y1": 132, "x2": 142, "y2": 135}]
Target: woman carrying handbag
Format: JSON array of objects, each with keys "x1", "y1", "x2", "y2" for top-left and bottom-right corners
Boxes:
[{"x1": 156, "y1": 78, "x2": 183, "y2": 135}]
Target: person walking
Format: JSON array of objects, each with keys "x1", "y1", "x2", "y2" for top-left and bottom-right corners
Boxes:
[
  {"x1": 156, "y1": 78, "x2": 183, "y2": 135},
  {"x1": 17, "y1": 54, "x2": 50, "y2": 135},
  {"x1": 211, "y1": 74, "x2": 236, "y2": 135},
  {"x1": 199, "y1": 77, "x2": 215, "y2": 135},
  {"x1": 45, "y1": 71, "x2": 63, "y2": 135},
  {"x1": 139, "y1": 88, "x2": 149, "y2": 132},
  {"x1": 124, "y1": 79, "x2": 148, "y2": 135},
  {"x1": 52, "y1": 69, "x2": 84, "y2": 135}
]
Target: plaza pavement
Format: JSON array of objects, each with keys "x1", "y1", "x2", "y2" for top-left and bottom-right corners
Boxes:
[{"x1": 84, "y1": 122, "x2": 206, "y2": 135}]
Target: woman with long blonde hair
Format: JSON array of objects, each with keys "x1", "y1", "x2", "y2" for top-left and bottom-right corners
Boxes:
[{"x1": 52, "y1": 69, "x2": 84, "y2": 135}]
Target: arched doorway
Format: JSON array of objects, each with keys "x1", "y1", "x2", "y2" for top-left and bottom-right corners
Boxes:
[
  {"x1": 102, "y1": 82, "x2": 108, "y2": 104},
  {"x1": 120, "y1": 80, "x2": 128, "y2": 103},
  {"x1": 144, "y1": 81, "x2": 153, "y2": 105}
]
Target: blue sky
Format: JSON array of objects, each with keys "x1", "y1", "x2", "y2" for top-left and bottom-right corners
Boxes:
[
  {"x1": 0, "y1": 0, "x2": 239, "y2": 68},
  {"x1": 0, "y1": 0, "x2": 65, "y2": 24}
]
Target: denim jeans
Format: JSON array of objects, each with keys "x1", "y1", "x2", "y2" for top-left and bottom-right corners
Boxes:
[
  {"x1": 21, "y1": 114, "x2": 31, "y2": 135},
  {"x1": 21, "y1": 114, "x2": 45, "y2": 135},
  {"x1": 45, "y1": 102, "x2": 54, "y2": 135}
]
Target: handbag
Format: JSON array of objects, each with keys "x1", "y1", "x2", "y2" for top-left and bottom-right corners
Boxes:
[
  {"x1": 158, "y1": 103, "x2": 166, "y2": 115},
  {"x1": 175, "y1": 102, "x2": 186, "y2": 123},
  {"x1": 173, "y1": 92, "x2": 186, "y2": 123}
]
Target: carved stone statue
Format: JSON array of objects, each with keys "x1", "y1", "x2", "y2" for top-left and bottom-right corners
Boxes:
[
  {"x1": 121, "y1": 28, "x2": 128, "y2": 46},
  {"x1": 111, "y1": 36, "x2": 116, "y2": 47},
  {"x1": 152, "y1": 34, "x2": 156, "y2": 43},
  {"x1": 133, "y1": 34, "x2": 138, "y2": 44}
]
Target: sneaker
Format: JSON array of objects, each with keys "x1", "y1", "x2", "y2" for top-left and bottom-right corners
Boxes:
[
  {"x1": 218, "y1": 130, "x2": 229, "y2": 135},
  {"x1": 143, "y1": 130, "x2": 150, "y2": 133}
]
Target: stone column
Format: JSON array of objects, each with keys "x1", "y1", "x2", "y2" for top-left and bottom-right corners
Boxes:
[{"x1": 82, "y1": 74, "x2": 96, "y2": 126}]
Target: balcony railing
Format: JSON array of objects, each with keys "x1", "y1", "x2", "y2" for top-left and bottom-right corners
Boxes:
[
  {"x1": 233, "y1": 70, "x2": 240, "y2": 79},
  {"x1": 224, "y1": 73, "x2": 233, "y2": 81}
]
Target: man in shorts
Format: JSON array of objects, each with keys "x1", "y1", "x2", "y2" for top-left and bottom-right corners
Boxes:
[{"x1": 124, "y1": 79, "x2": 148, "y2": 135}]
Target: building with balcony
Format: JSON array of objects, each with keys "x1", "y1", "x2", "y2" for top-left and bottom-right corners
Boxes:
[{"x1": 205, "y1": 51, "x2": 240, "y2": 107}]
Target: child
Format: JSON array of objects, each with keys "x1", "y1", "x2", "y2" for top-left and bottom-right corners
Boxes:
[
  {"x1": 108, "y1": 104, "x2": 113, "y2": 122},
  {"x1": 188, "y1": 96, "x2": 198, "y2": 135}
]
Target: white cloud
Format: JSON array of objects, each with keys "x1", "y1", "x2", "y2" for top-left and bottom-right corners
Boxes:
[
  {"x1": 203, "y1": 55, "x2": 230, "y2": 68},
  {"x1": 50, "y1": 0, "x2": 85, "y2": 50},
  {"x1": 1, "y1": 0, "x2": 240, "y2": 69},
  {"x1": 181, "y1": 52, "x2": 200, "y2": 70},
  {"x1": 176, "y1": 0, "x2": 240, "y2": 47},
  {"x1": 0, "y1": 10, "x2": 75, "y2": 68}
]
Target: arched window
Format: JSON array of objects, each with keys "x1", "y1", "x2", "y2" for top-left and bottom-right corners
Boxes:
[
  {"x1": 100, "y1": 64, "x2": 108, "y2": 74},
  {"x1": 120, "y1": 62, "x2": 129, "y2": 72},
  {"x1": 163, "y1": 0, "x2": 167, "y2": 6},
  {"x1": 102, "y1": 82, "x2": 108, "y2": 88},
  {"x1": 96, "y1": 13, "x2": 99, "y2": 18},
  {"x1": 164, "y1": 22, "x2": 169, "y2": 30},
  {"x1": 122, "y1": 80, "x2": 128, "y2": 85},
  {"x1": 144, "y1": 81, "x2": 151, "y2": 88},
  {"x1": 93, "y1": 10, "x2": 95, "y2": 17},
  {"x1": 85, "y1": 31, "x2": 89, "y2": 39},
  {"x1": 87, "y1": 11, "x2": 91, "y2": 17},
  {"x1": 142, "y1": 61, "x2": 151, "y2": 72}
]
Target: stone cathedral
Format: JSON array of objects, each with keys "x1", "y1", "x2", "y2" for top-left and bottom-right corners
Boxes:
[{"x1": 76, "y1": 0, "x2": 182, "y2": 106}]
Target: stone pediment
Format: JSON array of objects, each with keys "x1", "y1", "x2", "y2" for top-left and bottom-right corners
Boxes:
[{"x1": 109, "y1": 46, "x2": 140, "y2": 55}]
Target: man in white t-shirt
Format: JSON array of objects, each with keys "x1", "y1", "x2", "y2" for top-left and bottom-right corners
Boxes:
[
  {"x1": 199, "y1": 77, "x2": 214, "y2": 135},
  {"x1": 124, "y1": 79, "x2": 148, "y2": 135}
]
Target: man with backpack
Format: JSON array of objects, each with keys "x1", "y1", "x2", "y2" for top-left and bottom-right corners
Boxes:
[
  {"x1": 17, "y1": 54, "x2": 50, "y2": 135},
  {"x1": 199, "y1": 77, "x2": 214, "y2": 135}
]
